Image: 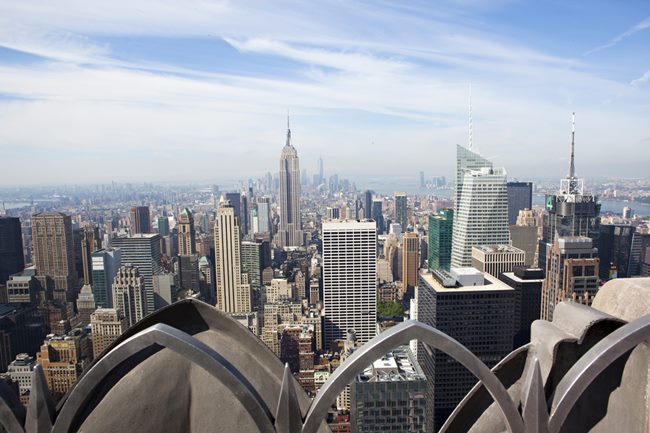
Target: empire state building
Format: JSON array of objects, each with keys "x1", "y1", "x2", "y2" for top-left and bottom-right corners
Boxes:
[{"x1": 278, "y1": 119, "x2": 303, "y2": 247}]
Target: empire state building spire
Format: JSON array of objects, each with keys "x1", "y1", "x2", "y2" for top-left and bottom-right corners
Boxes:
[{"x1": 286, "y1": 114, "x2": 292, "y2": 147}]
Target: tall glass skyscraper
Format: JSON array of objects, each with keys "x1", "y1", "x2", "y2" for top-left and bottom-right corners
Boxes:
[
  {"x1": 428, "y1": 209, "x2": 453, "y2": 271},
  {"x1": 451, "y1": 146, "x2": 510, "y2": 268}
]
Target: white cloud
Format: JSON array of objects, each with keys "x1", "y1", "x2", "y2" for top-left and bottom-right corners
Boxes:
[
  {"x1": 631, "y1": 70, "x2": 650, "y2": 87},
  {"x1": 585, "y1": 16, "x2": 650, "y2": 55},
  {"x1": 0, "y1": 1, "x2": 648, "y2": 184}
]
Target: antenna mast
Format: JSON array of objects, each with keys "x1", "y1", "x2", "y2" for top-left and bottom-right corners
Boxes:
[{"x1": 469, "y1": 83, "x2": 473, "y2": 151}]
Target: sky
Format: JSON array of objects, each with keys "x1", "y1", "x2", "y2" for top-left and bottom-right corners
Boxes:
[{"x1": 0, "y1": 1, "x2": 649, "y2": 186}]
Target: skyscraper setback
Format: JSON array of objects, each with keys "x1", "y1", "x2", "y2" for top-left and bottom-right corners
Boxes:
[{"x1": 278, "y1": 119, "x2": 303, "y2": 247}]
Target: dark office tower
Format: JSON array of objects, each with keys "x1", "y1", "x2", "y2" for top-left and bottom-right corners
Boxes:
[
  {"x1": 177, "y1": 208, "x2": 196, "y2": 256},
  {"x1": 363, "y1": 190, "x2": 373, "y2": 220},
  {"x1": 507, "y1": 182, "x2": 533, "y2": 225},
  {"x1": 91, "y1": 248, "x2": 121, "y2": 308},
  {"x1": 226, "y1": 192, "x2": 242, "y2": 224},
  {"x1": 130, "y1": 206, "x2": 151, "y2": 234},
  {"x1": 416, "y1": 268, "x2": 514, "y2": 431},
  {"x1": 419, "y1": 171, "x2": 425, "y2": 189},
  {"x1": 428, "y1": 209, "x2": 453, "y2": 271},
  {"x1": 371, "y1": 199, "x2": 384, "y2": 234},
  {"x1": 157, "y1": 216, "x2": 170, "y2": 236},
  {"x1": 240, "y1": 194, "x2": 249, "y2": 236},
  {"x1": 111, "y1": 234, "x2": 161, "y2": 315},
  {"x1": 80, "y1": 224, "x2": 99, "y2": 286},
  {"x1": 32, "y1": 212, "x2": 76, "y2": 301},
  {"x1": 598, "y1": 224, "x2": 635, "y2": 280},
  {"x1": 500, "y1": 266, "x2": 544, "y2": 348},
  {"x1": 539, "y1": 114, "x2": 600, "y2": 268},
  {"x1": 394, "y1": 192, "x2": 407, "y2": 231},
  {"x1": 178, "y1": 255, "x2": 200, "y2": 292},
  {"x1": 0, "y1": 217, "x2": 24, "y2": 286},
  {"x1": 278, "y1": 118, "x2": 303, "y2": 247}
]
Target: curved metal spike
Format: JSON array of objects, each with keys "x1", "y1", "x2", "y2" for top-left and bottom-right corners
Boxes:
[
  {"x1": 302, "y1": 320, "x2": 524, "y2": 433},
  {"x1": 0, "y1": 378, "x2": 26, "y2": 433},
  {"x1": 25, "y1": 365, "x2": 54, "y2": 433},
  {"x1": 548, "y1": 313, "x2": 650, "y2": 433},
  {"x1": 521, "y1": 358, "x2": 549, "y2": 433},
  {"x1": 53, "y1": 323, "x2": 275, "y2": 433},
  {"x1": 274, "y1": 364, "x2": 303, "y2": 433}
]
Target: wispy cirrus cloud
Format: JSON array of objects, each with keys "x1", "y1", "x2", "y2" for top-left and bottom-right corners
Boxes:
[{"x1": 585, "y1": 16, "x2": 650, "y2": 55}]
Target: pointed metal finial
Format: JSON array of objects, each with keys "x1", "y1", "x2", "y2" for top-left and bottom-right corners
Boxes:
[
  {"x1": 469, "y1": 83, "x2": 473, "y2": 151},
  {"x1": 521, "y1": 358, "x2": 549, "y2": 433},
  {"x1": 25, "y1": 364, "x2": 55, "y2": 433},
  {"x1": 569, "y1": 112, "x2": 575, "y2": 179},
  {"x1": 274, "y1": 363, "x2": 302, "y2": 433}
]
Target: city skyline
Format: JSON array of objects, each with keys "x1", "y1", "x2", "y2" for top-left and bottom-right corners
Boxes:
[{"x1": 0, "y1": 1, "x2": 649, "y2": 184}]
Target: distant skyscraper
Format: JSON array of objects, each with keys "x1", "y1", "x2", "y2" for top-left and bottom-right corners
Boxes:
[
  {"x1": 323, "y1": 220, "x2": 377, "y2": 348},
  {"x1": 451, "y1": 146, "x2": 510, "y2": 268},
  {"x1": 539, "y1": 113, "x2": 600, "y2": 268},
  {"x1": 419, "y1": 171, "x2": 425, "y2": 189},
  {"x1": 510, "y1": 209, "x2": 538, "y2": 267},
  {"x1": 111, "y1": 234, "x2": 161, "y2": 315},
  {"x1": 241, "y1": 240, "x2": 263, "y2": 289},
  {"x1": 157, "y1": 216, "x2": 170, "y2": 236},
  {"x1": 394, "y1": 192, "x2": 407, "y2": 231},
  {"x1": 90, "y1": 308, "x2": 127, "y2": 356},
  {"x1": 428, "y1": 209, "x2": 453, "y2": 271},
  {"x1": 278, "y1": 119, "x2": 303, "y2": 247},
  {"x1": 130, "y1": 206, "x2": 151, "y2": 234},
  {"x1": 0, "y1": 216, "x2": 24, "y2": 286},
  {"x1": 91, "y1": 248, "x2": 122, "y2": 308},
  {"x1": 371, "y1": 199, "x2": 384, "y2": 234},
  {"x1": 541, "y1": 236, "x2": 599, "y2": 321},
  {"x1": 257, "y1": 197, "x2": 271, "y2": 235},
  {"x1": 214, "y1": 197, "x2": 251, "y2": 313},
  {"x1": 507, "y1": 182, "x2": 533, "y2": 225},
  {"x1": 363, "y1": 190, "x2": 373, "y2": 220},
  {"x1": 112, "y1": 265, "x2": 146, "y2": 327},
  {"x1": 32, "y1": 212, "x2": 76, "y2": 301},
  {"x1": 401, "y1": 232, "x2": 419, "y2": 290},
  {"x1": 177, "y1": 208, "x2": 196, "y2": 256},
  {"x1": 318, "y1": 156, "x2": 324, "y2": 185}
]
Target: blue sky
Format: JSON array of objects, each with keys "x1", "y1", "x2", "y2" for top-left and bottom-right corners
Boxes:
[{"x1": 0, "y1": 1, "x2": 648, "y2": 185}]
